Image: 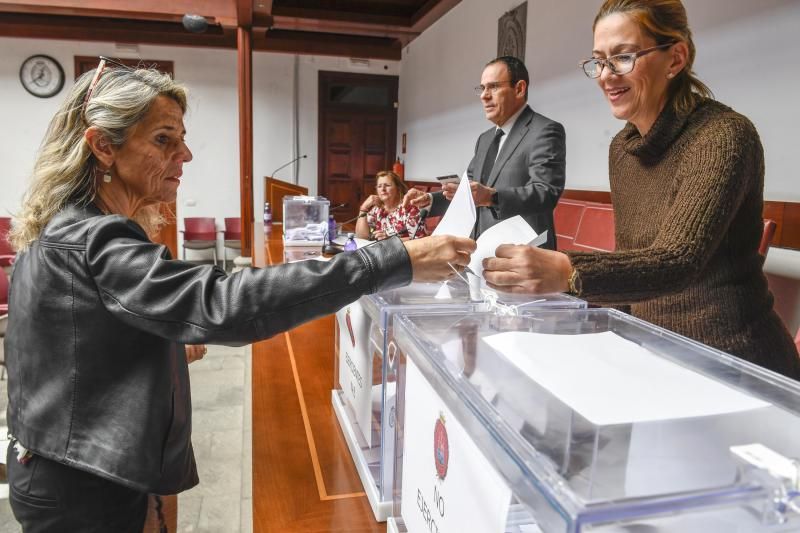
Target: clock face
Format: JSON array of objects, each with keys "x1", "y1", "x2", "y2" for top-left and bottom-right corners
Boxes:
[{"x1": 19, "y1": 55, "x2": 65, "y2": 98}]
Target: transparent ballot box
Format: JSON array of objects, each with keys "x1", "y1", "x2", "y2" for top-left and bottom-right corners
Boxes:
[
  {"x1": 388, "y1": 309, "x2": 800, "y2": 533},
  {"x1": 283, "y1": 195, "x2": 329, "y2": 246},
  {"x1": 333, "y1": 280, "x2": 585, "y2": 521}
]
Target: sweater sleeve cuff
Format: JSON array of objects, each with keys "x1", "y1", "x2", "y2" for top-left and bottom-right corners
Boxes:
[{"x1": 355, "y1": 236, "x2": 412, "y2": 294}]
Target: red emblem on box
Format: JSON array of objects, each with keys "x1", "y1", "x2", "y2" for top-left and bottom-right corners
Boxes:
[{"x1": 434, "y1": 414, "x2": 449, "y2": 480}]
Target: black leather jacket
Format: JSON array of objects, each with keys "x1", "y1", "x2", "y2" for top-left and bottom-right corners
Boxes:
[{"x1": 5, "y1": 203, "x2": 411, "y2": 494}]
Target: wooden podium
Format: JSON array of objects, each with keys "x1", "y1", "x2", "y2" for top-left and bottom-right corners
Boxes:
[{"x1": 264, "y1": 176, "x2": 309, "y2": 225}]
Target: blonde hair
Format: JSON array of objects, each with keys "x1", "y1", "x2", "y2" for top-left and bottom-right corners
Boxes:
[
  {"x1": 594, "y1": 0, "x2": 713, "y2": 114},
  {"x1": 10, "y1": 65, "x2": 187, "y2": 252}
]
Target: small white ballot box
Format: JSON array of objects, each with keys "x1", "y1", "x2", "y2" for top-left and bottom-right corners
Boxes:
[
  {"x1": 283, "y1": 195, "x2": 329, "y2": 246},
  {"x1": 388, "y1": 309, "x2": 800, "y2": 533},
  {"x1": 333, "y1": 279, "x2": 585, "y2": 521}
]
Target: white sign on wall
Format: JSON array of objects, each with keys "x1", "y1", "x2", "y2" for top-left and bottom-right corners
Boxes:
[
  {"x1": 400, "y1": 356, "x2": 512, "y2": 533},
  {"x1": 336, "y1": 301, "x2": 374, "y2": 447}
]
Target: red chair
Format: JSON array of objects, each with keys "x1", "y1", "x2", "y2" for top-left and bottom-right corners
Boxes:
[
  {"x1": 181, "y1": 217, "x2": 218, "y2": 266},
  {"x1": 222, "y1": 217, "x2": 242, "y2": 270},
  {"x1": 0, "y1": 266, "x2": 8, "y2": 315},
  {"x1": 572, "y1": 203, "x2": 616, "y2": 252},
  {"x1": 795, "y1": 327, "x2": 799, "y2": 353},
  {"x1": 0, "y1": 217, "x2": 15, "y2": 267},
  {"x1": 554, "y1": 199, "x2": 586, "y2": 251},
  {"x1": 760, "y1": 219, "x2": 777, "y2": 256},
  {"x1": 0, "y1": 267, "x2": 8, "y2": 379}
]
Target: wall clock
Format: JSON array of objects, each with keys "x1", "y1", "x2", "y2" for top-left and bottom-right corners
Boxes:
[{"x1": 19, "y1": 54, "x2": 65, "y2": 98}]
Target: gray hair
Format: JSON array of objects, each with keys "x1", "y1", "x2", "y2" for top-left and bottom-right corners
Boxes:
[{"x1": 10, "y1": 64, "x2": 187, "y2": 252}]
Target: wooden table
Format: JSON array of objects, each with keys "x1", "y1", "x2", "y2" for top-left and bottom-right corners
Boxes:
[{"x1": 251, "y1": 227, "x2": 385, "y2": 532}]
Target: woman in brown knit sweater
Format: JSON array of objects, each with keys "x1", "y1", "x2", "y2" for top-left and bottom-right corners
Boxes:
[{"x1": 483, "y1": 0, "x2": 800, "y2": 380}]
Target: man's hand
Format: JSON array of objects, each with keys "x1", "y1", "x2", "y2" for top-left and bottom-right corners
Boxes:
[
  {"x1": 185, "y1": 344, "x2": 207, "y2": 364},
  {"x1": 469, "y1": 181, "x2": 495, "y2": 207},
  {"x1": 402, "y1": 188, "x2": 431, "y2": 208},
  {"x1": 441, "y1": 181, "x2": 494, "y2": 206},
  {"x1": 441, "y1": 182, "x2": 459, "y2": 201},
  {"x1": 403, "y1": 235, "x2": 476, "y2": 282},
  {"x1": 482, "y1": 245, "x2": 572, "y2": 294}
]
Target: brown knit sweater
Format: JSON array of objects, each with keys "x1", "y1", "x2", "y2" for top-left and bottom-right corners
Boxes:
[{"x1": 567, "y1": 97, "x2": 800, "y2": 380}]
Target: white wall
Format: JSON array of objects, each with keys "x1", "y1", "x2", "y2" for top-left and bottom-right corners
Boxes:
[
  {"x1": 0, "y1": 37, "x2": 398, "y2": 260},
  {"x1": 397, "y1": 0, "x2": 800, "y2": 201}
]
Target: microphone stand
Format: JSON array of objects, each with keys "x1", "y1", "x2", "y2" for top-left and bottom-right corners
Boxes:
[
  {"x1": 410, "y1": 209, "x2": 429, "y2": 240},
  {"x1": 270, "y1": 154, "x2": 307, "y2": 178}
]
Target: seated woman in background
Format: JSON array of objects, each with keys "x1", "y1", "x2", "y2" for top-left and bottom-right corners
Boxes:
[
  {"x1": 356, "y1": 171, "x2": 429, "y2": 241},
  {"x1": 482, "y1": 0, "x2": 800, "y2": 379}
]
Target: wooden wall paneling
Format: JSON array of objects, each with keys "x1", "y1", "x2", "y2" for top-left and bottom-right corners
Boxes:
[
  {"x1": 560, "y1": 189, "x2": 612, "y2": 204},
  {"x1": 763, "y1": 201, "x2": 785, "y2": 247},
  {"x1": 265, "y1": 177, "x2": 309, "y2": 224},
  {"x1": 781, "y1": 201, "x2": 800, "y2": 250},
  {"x1": 0, "y1": 13, "x2": 237, "y2": 48}
]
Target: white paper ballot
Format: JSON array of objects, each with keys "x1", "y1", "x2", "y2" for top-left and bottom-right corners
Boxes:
[
  {"x1": 468, "y1": 215, "x2": 542, "y2": 279},
  {"x1": 482, "y1": 331, "x2": 769, "y2": 425},
  {"x1": 432, "y1": 171, "x2": 476, "y2": 238},
  {"x1": 434, "y1": 281, "x2": 453, "y2": 300}
]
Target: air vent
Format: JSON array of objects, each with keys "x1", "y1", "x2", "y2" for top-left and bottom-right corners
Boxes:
[
  {"x1": 114, "y1": 43, "x2": 140, "y2": 56},
  {"x1": 348, "y1": 58, "x2": 371, "y2": 69}
]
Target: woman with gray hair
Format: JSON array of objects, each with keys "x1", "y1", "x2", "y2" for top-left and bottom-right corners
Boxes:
[{"x1": 4, "y1": 58, "x2": 474, "y2": 531}]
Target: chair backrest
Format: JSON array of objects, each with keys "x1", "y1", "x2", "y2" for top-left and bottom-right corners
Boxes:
[
  {"x1": 572, "y1": 203, "x2": 616, "y2": 252},
  {"x1": 0, "y1": 216, "x2": 14, "y2": 256},
  {"x1": 0, "y1": 266, "x2": 9, "y2": 309},
  {"x1": 554, "y1": 199, "x2": 586, "y2": 250},
  {"x1": 760, "y1": 219, "x2": 777, "y2": 256},
  {"x1": 183, "y1": 217, "x2": 217, "y2": 241},
  {"x1": 224, "y1": 217, "x2": 242, "y2": 240}
]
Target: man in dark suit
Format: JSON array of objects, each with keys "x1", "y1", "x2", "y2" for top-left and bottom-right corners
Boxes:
[{"x1": 405, "y1": 56, "x2": 566, "y2": 249}]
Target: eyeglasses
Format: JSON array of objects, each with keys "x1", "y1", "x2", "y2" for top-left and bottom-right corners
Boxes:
[
  {"x1": 579, "y1": 42, "x2": 676, "y2": 79},
  {"x1": 473, "y1": 80, "x2": 515, "y2": 96},
  {"x1": 82, "y1": 56, "x2": 132, "y2": 122}
]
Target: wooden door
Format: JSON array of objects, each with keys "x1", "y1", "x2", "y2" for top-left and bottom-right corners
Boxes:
[
  {"x1": 318, "y1": 72, "x2": 398, "y2": 223},
  {"x1": 75, "y1": 56, "x2": 178, "y2": 258}
]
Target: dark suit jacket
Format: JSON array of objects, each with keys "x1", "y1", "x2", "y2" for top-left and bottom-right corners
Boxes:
[{"x1": 430, "y1": 105, "x2": 566, "y2": 249}]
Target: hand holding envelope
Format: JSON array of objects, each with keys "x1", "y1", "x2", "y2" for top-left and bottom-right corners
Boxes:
[
  {"x1": 482, "y1": 243, "x2": 573, "y2": 294},
  {"x1": 427, "y1": 172, "x2": 561, "y2": 294}
]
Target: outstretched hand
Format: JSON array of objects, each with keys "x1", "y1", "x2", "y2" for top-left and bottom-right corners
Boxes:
[
  {"x1": 185, "y1": 344, "x2": 207, "y2": 364},
  {"x1": 482, "y1": 245, "x2": 572, "y2": 294},
  {"x1": 403, "y1": 235, "x2": 476, "y2": 282},
  {"x1": 402, "y1": 188, "x2": 432, "y2": 209}
]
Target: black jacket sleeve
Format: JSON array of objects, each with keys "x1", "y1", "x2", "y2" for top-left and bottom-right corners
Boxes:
[{"x1": 85, "y1": 216, "x2": 412, "y2": 345}]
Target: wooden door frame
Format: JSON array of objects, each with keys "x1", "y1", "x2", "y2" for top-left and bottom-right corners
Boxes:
[{"x1": 317, "y1": 71, "x2": 399, "y2": 200}]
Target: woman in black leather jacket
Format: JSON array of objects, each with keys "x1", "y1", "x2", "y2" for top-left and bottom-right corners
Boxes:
[{"x1": 4, "y1": 59, "x2": 474, "y2": 532}]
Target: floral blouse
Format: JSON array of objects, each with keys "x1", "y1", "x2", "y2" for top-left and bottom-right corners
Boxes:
[{"x1": 366, "y1": 204, "x2": 429, "y2": 239}]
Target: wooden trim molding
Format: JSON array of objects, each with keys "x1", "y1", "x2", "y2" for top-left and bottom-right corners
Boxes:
[{"x1": 237, "y1": 26, "x2": 254, "y2": 258}]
